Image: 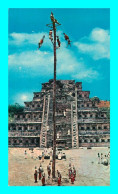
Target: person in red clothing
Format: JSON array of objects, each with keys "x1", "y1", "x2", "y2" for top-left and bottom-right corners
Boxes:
[
  {"x1": 34, "y1": 169, "x2": 38, "y2": 183},
  {"x1": 69, "y1": 167, "x2": 72, "y2": 179},
  {"x1": 38, "y1": 35, "x2": 45, "y2": 49},
  {"x1": 63, "y1": 33, "x2": 69, "y2": 41},
  {"x1": 58, "y1": 176, "x2": 61, "y2": 186},
  {"x1": 49, "y1": 30, "x2": 53, "y2": 42},
  {"x1": 42, "y1": 173, "x2": 45, "y2": 186},
  {"x1": 71, "y1": 173, "x2": 74, "y2": 184},
  {"x1": 38, "y1": 165, "x2": 42, "y2": 180},
  {"x1": 63, "y1": 33, "x2": 71, "y2": 47}
]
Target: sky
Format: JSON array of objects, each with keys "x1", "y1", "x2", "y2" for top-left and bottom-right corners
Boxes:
[{"x1": 8, "y1": 8, "x2": 110, "y2": 105}]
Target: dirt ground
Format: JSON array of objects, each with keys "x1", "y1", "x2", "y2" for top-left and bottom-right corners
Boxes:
[{"x1": 8, "y1": 147, "x2": 110, "y2": 186}]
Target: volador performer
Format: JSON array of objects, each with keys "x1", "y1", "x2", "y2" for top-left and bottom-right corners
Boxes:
[
  {"x1": 50, "y1": 12, "x2": 54, "y2": 22},
  {"x1": 63, "y1": 33, "x2": 69, "y2": 41},
  {"x1": 34, "y1": 169, "x2": 38, "y2": 183},
  {"x1": 63, "y1": 33, "x2": 71, "y2": 47},
  {"x1": 38, "y1": 164, "x2": 42, "y2": 180},
  {"x1": 67, "y1": 39, "x2": 71, "y2": 47},
  {"x1": 58, "y1": 175, "x2": 61, "y2": 186},
  {"x1": 42, "y1": 173, "x2": 45, "y2": 186},
  {"x1": 38, "y1": 35, "x2": 45, "y2": 49},
  {"x1": 57, "y1": 36, "x2": 61, "y2": 48},
  {"x1": 68, "y1": 164, "x2": 72, "y2": 179},
  {"x1": 71, "y1": 173, "x2": 74, "y2": 184},
  {"x1": 49, "y1": 30, "x2": 53, "y2": 42}
]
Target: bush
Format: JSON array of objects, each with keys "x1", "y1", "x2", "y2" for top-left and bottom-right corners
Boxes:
[{"x1": 8, "y1": 103, "x2": 24, "y2": 119}]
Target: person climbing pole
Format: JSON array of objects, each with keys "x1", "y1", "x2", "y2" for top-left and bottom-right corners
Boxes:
[{"x1": 49, "y1": 30, "x2": 53, "y2": 42}]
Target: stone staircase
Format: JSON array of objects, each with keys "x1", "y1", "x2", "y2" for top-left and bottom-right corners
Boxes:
[
  {"x1": 40, "y1": 94, "x2": 50, "y2": 148},
  {"x1": 71, "y1": 88, "x2": 79, "y2": 148}
]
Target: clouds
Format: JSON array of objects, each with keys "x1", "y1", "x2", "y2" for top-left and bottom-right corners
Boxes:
[
  {"x1": 9, "y1": 50, "x2": 53, "y2": 67},
  {"x1": 72, "y1": 69, "x2": 99, "y2": 80},
  {"x1": 9, "y1": 30, "x2": 64, "y2": 48},
  {"x1": 12, "y1": 92, "x2": 33, "y2": 105},
  {"x1": 8, "y1": 28, "x2": 110, "y2": 84},
  {"x1": 74, "y1": 28, "x2": 110, "y2": 60},
  {"x1": 90, "y1": 28, "x2": 110, "y2": 43},
  {"x1": 8, "y1": 9, "x2": 110, "y2": 105},
  {"x1": 9, "y1": 32, "x2": 52, "y2": 49},
  {"x1": 8, "y1": 43, "x2": 98, "y2": 81}
]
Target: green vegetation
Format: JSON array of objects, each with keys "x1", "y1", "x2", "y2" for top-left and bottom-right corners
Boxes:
[
  {"x1": 90, "y1": 97, "x2": 100, "y2": 103},
  {"x1": 8, "y1": 103, "x2": 24, "y2": 122}
]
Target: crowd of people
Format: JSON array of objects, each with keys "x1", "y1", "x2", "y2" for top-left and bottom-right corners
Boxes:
[
  {"x1": 34, "y1": 164, "x2": 46, "y2": 185},
  {"x1": 33, "y1": 161, "x2": 76, "y2": 186},
  {"x1": 26, "y1": 147, "x2": 110, "y2": 186},
  {"x1": 34, "y1": 162, "x2": 63, "y2": 186}
]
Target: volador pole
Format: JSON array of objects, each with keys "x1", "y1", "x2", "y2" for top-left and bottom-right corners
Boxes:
[
  {"x1": 52, "y1": 21, "x2": 56, "y2": 178},
  {"x1": 46, "y1": 13, "x2": 61, "y2": 178}
]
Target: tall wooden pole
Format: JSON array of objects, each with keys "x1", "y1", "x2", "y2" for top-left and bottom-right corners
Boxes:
[
  {"x1": 52, "y1": 21, "x2": 56, "y2": 178},
  {"x1": 46, "y1": 13, "x2": 61, "y2": 178}
]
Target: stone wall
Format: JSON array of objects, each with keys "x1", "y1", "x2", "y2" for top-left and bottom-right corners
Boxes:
[{"x1": 8, "y1": 79, "x2": 110, "y2": 148}]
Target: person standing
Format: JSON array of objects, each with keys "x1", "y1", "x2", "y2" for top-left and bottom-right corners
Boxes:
[
  {"x1": 38, "y1": 164, "x2": 42, "y2": 180},
  {"x1": 103, "y1": 155, "x2": 108, "y2": 166},
  {"x1": 58, "y1": 175, "x2": 61, "y2": 186},
  {"x1": 73, "y1": 167, "x2": 76, "y2": 180},
  {"x1": 98, "y1": 153, "x2": 100, "y2": 164},
  {"x1": 47, "y1": 163, "x2": 51, "y2": 178},
  {"x1": 69, "y1": 167, "x2": 72, "y2": 179},
  {"x1": 24, "y1": 150, "x2": 27, "y2": 159},
  {"x1": 34, "y1": 169, "x2": 38, "y2": 183},
  {"x1": 71, "y1": 173, "x2": 74, "y2": 184},
  {"x1": 42, "y1": 151, "x2": 44, "y2": 162},
  {"x1": 42, "y1": 173, "x2": 45, "y2": 186},
  {"x1": 101, "y1": 153, "x2": 103, "y2": 164}
]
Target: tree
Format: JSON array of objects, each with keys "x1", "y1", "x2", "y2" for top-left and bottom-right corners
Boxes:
[
  {"x1": 90, "y1": 97, "x2": 100, "y2": 103},
  {"x1": 8, "y1": 103, "x2": 24, "y2": 121}
]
